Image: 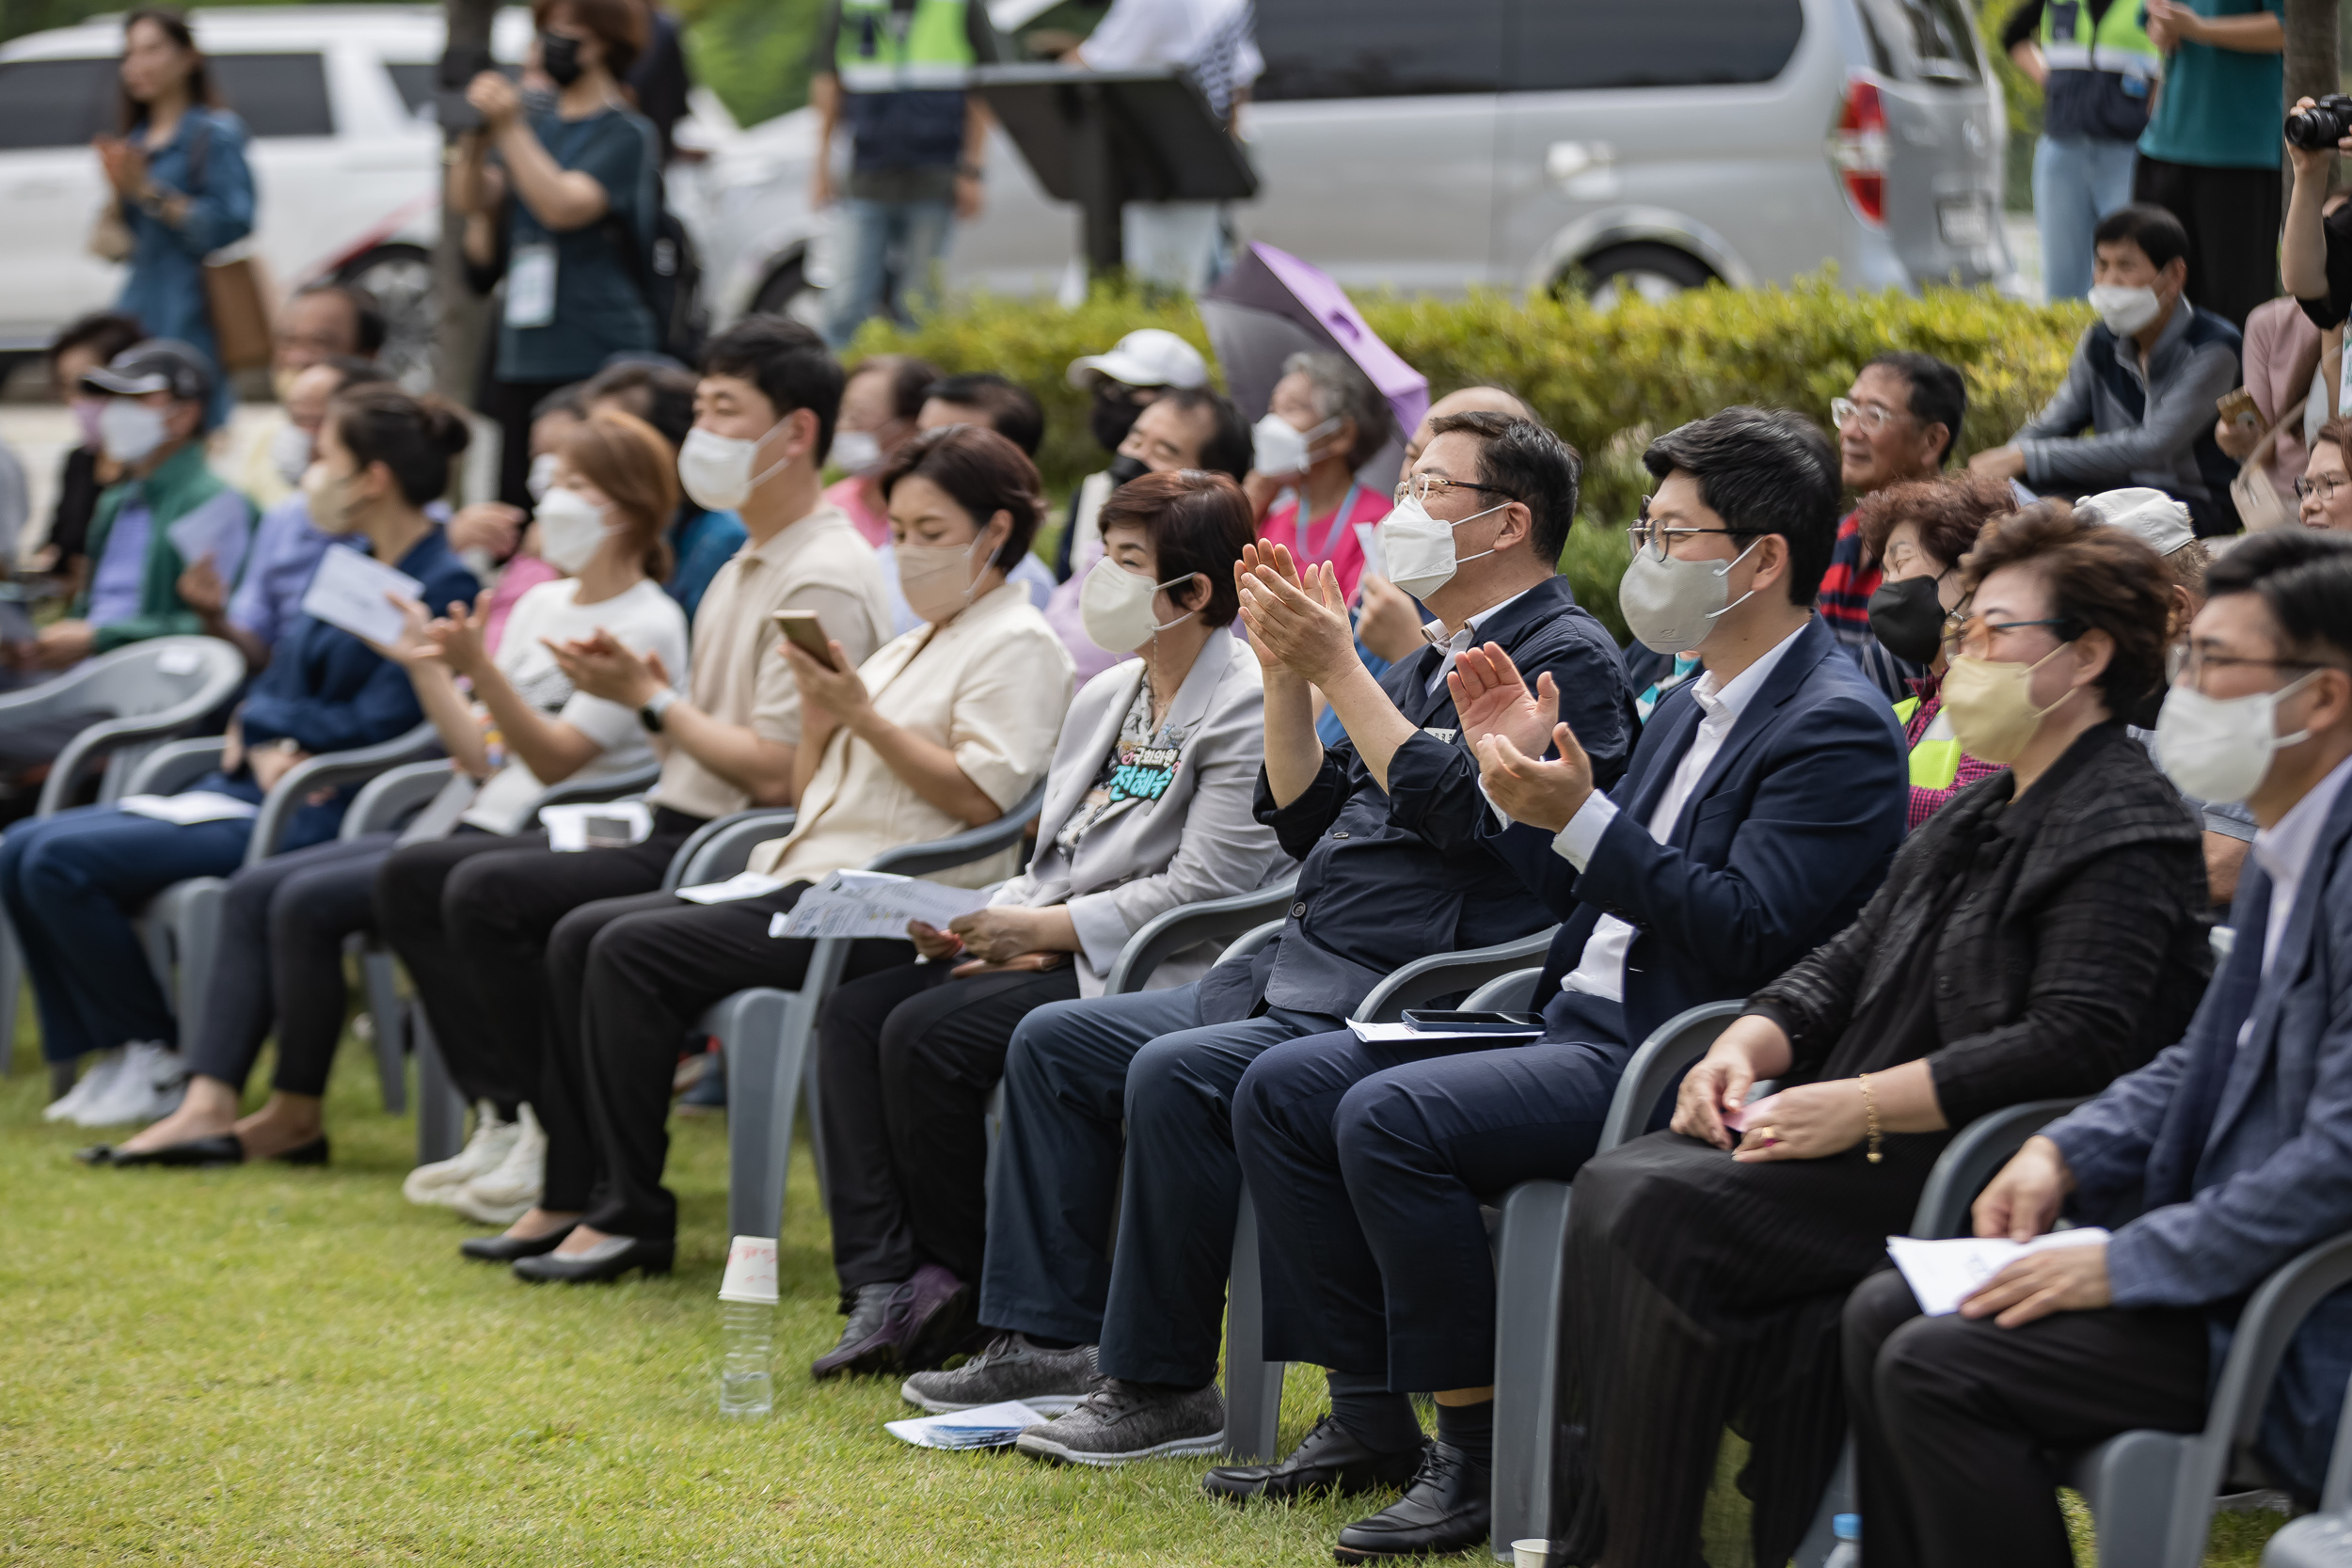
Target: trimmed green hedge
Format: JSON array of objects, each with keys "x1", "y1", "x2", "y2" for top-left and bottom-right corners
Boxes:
[{"x1": 857, "y1": 275, "x2": 2092, "y2": 641}]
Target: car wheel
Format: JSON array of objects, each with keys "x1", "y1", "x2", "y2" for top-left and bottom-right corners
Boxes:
[
  {"x1": 750, "y1": 256, "x2": 829, "y2": 331},
  {"x1": 338, "y1": 244, "x2": 436, "y2": 391},
  {"x1": 1572, "y1": 243, "x2": 1716, "y2": 309}
]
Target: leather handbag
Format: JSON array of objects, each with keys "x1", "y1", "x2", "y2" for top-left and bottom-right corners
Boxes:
[
  {"x1": 88, "y1": 199, "x2": 134, "y2": 262},
  {"x1": 2233, "y1": 394, "x2": 2308, "y2": 533},
  {"x1": 186, "y1": 116, "x2": 275, "y2": 372}
]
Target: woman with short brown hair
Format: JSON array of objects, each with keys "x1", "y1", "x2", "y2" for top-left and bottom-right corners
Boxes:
[{"x1": 1546, "y1": 503, "x2": 2211, "y2": 1568}]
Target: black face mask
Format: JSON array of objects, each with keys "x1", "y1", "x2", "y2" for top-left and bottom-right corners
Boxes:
[
  {"x1": 539, "y1": 30, "x2": 584, "y2": 87},
  {"x1": 1867, "y1": 574, "x2": 1947, "y2": 666},
  {"x1": 1106, "y1": 452, "x2": 1150, "y2": 487},
  {"x1": 1090, "y1": 392, "x2": 1145, "y2": 454}
]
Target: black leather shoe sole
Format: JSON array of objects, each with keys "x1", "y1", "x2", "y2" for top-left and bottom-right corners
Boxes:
[
  {"x1": 460, "y1": 1225, "x2": 578, "y2": 1262},
  {"x1": 510, "y1": 1237, "x2": 675, "y2": 1283}
]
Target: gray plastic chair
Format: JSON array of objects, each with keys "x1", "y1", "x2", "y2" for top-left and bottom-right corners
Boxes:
[
  {"x1": 130, "y1": 722, "x2": 442, "y2": 1040},
  {"x1": 0, "y1": 635, "x2": 246, "y2": 1072},
  {"x1": 2265, "y1": 1380, "x2": 2352, "y2": 1567},
  {"x1": 1351, "y1": 927, "x2": 1562, "y2": 1025},
  {"x1": 717, "y1": 784, "x2": 1048, "y2": 1246}
]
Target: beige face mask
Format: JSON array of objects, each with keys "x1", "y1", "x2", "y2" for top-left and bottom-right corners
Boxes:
[
  {"x1": 895, "y1": 532, "x2": 991, "y2": 625},
  {"x1": 1938, "y1": 643, "x2": 2075, "y2": 764}
]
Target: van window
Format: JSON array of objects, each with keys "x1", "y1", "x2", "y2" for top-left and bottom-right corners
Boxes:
[
  {"x1": 1856, "y1": 0, "x2": 1985, "y2": 82},
  {"x1": 1254, "y1": 0, "x2": 1504, "y2": 101},
  {"x1": 212, "y1": 53, "x2": 336, "y2": 137},
  {"x1": 1503, "y1": 0, "x2": 1804, "y2": 90},
  {"x1": 0, "y1": 56, "x2": 117, "y2": 150},
  {"x1": 384, "y1": 61, "x2": 437, "y2": 117}
]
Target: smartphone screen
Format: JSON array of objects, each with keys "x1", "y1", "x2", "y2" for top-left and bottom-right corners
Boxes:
[{"x1": 772, "y1": 610, "x2": 840, "y2": 670}]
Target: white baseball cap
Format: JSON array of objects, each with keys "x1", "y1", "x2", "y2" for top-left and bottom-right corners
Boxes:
[
  {"x1": 2074, "y1": 487, "x2": 2196, "y2": 557},
  {"x1": 1067, "y1": 328, "x2": 1210, "y2": 391}
]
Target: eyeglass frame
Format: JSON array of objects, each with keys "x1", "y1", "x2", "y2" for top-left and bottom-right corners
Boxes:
[
  {"x1": 2294, "y1": 474, "x2": 2348, "y2": 503},
  {"x1": 1940, "y1": 601, "x2": 2083, "y2": 658},
  {"x1": 1392, "y1": 472, "x2": 1521, "y2": 508},
  {"x1": 2167, "y1": 642, "x2": 2341, "y2": 691},
  {"x1": 1625, "y1": 493, "x2": 1754, "y2": 562},
  {"x1": 1830, "y1": 396, "x2": 1909, "y2": 434}
]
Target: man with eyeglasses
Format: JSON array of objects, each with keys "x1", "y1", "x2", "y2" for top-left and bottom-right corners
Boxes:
[
  {"x1": 1818, "y1": 351, "x2": 1968, "y2": 703},
  {"x1": 904, "y1": 413, "x2": 1635, "y2": 1488}
]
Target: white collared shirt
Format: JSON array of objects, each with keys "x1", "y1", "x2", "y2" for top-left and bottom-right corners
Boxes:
[
  {"x1": 2251, "y1": 752, "x2": 2352, "y2": 981},
  {"x1": 1551, "y1": 622, "x2": 1808, "y2": 1001},
  {"x1": 1423, "y1": 585, "x2": 1538, "y2": 693}
]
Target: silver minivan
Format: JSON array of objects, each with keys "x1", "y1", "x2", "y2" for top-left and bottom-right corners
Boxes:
[{"x1": 693, "y1": 0, "x2": 2014, "y2": 326}]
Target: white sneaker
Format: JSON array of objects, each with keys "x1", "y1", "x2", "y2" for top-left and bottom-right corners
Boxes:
[
  {"x1": 403, "y1": 1102, "x2": 519, "y2": 1208},
  {"x1": 449, "y1": 1103, "x2": 548, "y2": 1227},
  {"x1": 74, "y1": 1042, "x2": 188, "y2": 1127},
  {"x1": 43, "y1": 1049, "x2": 126, "y2": 1122}
]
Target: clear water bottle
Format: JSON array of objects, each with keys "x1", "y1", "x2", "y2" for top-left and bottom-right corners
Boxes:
[
  {"x1": 1822, "y1": 1513, "x2": 1861, "y2": 1568},
  {"x1": 718, "y1": 1300, "x2": 774, "y2": 1418}
]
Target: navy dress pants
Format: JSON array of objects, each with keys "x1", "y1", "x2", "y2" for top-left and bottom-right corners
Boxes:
[
  {"x1": 1233, "y1": 990, "x2": 1631, "y2": 1392},
  {"x1": 975, "y1": 979, "x2": 1343, "y2": 1387},
  {"x1": 0, "y1": 804, "x2": 251, "y2": 1063}
]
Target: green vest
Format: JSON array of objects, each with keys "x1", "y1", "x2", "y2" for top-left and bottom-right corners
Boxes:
[
  {"x1": 1892, "y1": 697, "x2": 1963, "y2": 791},
  {"x1": 2039, "y1": 0, "x2": 2159, "y2": 84},
  {"x1": 835, "y1": 0, "x2": 976, "y2": 93}
]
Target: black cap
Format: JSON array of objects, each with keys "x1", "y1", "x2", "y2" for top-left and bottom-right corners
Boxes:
[{"x1": 80, "y1": 338, "x2": 215, "y2": 404}]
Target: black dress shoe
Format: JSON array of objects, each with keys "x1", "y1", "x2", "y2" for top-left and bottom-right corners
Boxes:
[
  {"x1": 510, "y1": 1234, "x2": 674, "y2": 1283},
  {"x1": 1331, "y1": 1441, "x2": 1491, "y2": 1561},
  {"x1": 1203, "y1": 1417, "x2": 1427, "y2": 1503},
  {"x1": 460, "y1": 1224, "x2": 578, "y2": 1262}
]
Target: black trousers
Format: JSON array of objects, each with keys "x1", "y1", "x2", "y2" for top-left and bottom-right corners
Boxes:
[
  {"x1": 184, "y1": 832, "x2": 394, "y2": 1099},
  {"x1": 548, "y1": 882, "x2": 915, "y2": 1243},
  {"x1": 372, "y1": 812, "x2": 699, "y2": 1125},
  {"x1": 817, "y1": 959, "x2": 1083, "y2": 1291},
  {"x1": 2133, "y1": 156, "x2": 2283, "y2": 332},
  {"x1": 1842, "y1": 1267, "x2": 2210, "y2": 1568}
]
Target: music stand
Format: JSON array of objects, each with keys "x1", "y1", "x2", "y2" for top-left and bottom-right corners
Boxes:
[{"x1": 972, "y1": 65, "x2": 1260, "y2": 278}]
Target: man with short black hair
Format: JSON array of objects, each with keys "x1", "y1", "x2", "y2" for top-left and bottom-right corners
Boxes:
[
  {"x1": 1216, "y1": 405, "x2": 1908, "y2": 1560},
  {"x1": 1973, "y1": 203, "x2": 2244, "y2": 535},
  {"x1": 1817, "y1": 350, "x2": 1966, "y2": 701},
  {"x1": 917, "y1": 371, "x2": 1044, "y2": 455},
  {"x1": 584, "y1": 357, "x2": 749, "y2": 618},
  {"x1": 901, "y1": 411, "x2": 1639, "y2": 1481},
  {"x1": 1846, "y1": 527, "x2": 2352, "y2": 1568}
]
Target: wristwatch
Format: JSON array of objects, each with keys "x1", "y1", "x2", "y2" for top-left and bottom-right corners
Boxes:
[{"x1": 638, "y1": 689, "x2": 677, "y2": 734}]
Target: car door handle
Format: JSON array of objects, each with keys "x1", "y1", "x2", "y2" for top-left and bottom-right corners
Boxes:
[
  {"x1": 1546, "y1": 141, "x2": 1616, "y2": 181},
  {"x1": 9, "y1": 179, "x2": 74, "y2": 198}
]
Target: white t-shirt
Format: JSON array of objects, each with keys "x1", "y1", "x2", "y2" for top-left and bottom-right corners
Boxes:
[
  {"x1": 463, "y1": 577, "x2": 692, "y2": 834},
  {"x1": 1077, "y1": 0, "x2": 1263, "y2": 117}
]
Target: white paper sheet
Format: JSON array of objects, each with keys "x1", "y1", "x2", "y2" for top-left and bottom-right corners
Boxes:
[
  {"x1": 1355, "y1": 521, "x2": 1387, "y2": 580},
  {"x1": 167, "y1": 504, "x2": 250, "y2": 581},
  {"x1": 540, "y1": 800, "x2": 653, "y2": 852},
  {"x1": 1885, "y1": 1227, "x2": 2112, "y2": 1317},
  {"x1": 298, "y1": 546, "x2": 423, "y2": 648},
  {"x1": 767, "y1": 869, "x2": 989, "y2": 941},
  {"x1": 1347, "y1": 1020, "x2": 1543, "y2": 1045},
  {"x1": 883, "y1": 1400, "x2": 1048, "y2": 1450},
  {"x1": 675, "y1": 871, "x2": 787, "y2": 905},
  {"x1": 116, "y1": 791, "x2": 258, "y2": 825}
]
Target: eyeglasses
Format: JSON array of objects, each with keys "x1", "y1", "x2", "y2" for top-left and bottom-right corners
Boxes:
[
  {"x1": 1943, "y1": 609, "x2": 2079, "y2": 659},
  {"x1": 1831, "y1": 397, "x2": 1905, "y2": 433},
  {"x1": 1625, "y1": 495, "x2": 1744, "y2": 562},
  {"x1": 2295, "y1": 475, "x2": 2347, "y2": 503},
  {"x1": 1394, "y1": 472, "x2": 1518, "y2": 507},
  {"x1": 2167, "y1": 643, "x2": 2336, "y2": 689}
]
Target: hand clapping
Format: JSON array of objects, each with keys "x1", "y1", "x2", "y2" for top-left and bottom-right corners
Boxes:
[{"x1": 1233, "y1": 541, "x2": 1359, "y2": 688}]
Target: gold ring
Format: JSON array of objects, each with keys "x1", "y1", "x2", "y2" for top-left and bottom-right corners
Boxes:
[{"x1": 1760, "y1": 1126, "x2": 1778, "y2": 1141}]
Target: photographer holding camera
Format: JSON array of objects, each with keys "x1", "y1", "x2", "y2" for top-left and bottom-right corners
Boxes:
[{"x1": 2284, "y1": 95, "x2": 2352, "y2": 412}]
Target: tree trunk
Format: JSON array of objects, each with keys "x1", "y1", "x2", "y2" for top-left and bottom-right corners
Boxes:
[
  {"x1": 2281, "y1": 0, "x2": 2338, "y2": 117},
  {"x1": 433, "y1": 0, "x2": 499, "y2": 410}
]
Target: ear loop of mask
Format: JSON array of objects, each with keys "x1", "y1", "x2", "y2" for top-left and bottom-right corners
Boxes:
[
  {"x1": 1146, "y1": 572, "x2": 1205, "y2": 640},
  {"x1": 745, "y1": 418, "x2": 799, "y2": 497},
  {"x1": 1704, "y1": 536, "x2": 1766, "y2": 625},
  {"x1": 1438, "y1": 499, "x2": 1511, "y2": 574}
]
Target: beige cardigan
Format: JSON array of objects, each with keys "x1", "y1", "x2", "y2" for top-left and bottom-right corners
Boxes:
[{"x1": 749, "y1": 579, "x2": 1075, "y2": 886}]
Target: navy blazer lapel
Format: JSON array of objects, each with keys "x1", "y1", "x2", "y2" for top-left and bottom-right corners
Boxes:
[
  {"x1": 1623, "y1": 697, "x2": 1702, "y2": 823},
  {"x1": 1681, "y1": 620, "x2": 1834, "y2": 822}
]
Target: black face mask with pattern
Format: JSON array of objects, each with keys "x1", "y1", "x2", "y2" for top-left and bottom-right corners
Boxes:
[
  {"x1": 539, "y1": 30, "x2": 584, "y2": 86},
  {"x1": 1107, "y1": 453, "x2": 1150, "y2": 487},
  {"x1": 1867, "y1": 573, "x2": 1947, "y2": 666}
]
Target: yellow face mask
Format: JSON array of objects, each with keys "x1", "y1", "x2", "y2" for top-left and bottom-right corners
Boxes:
[{"x1": 1938, "y1": 643, "x2": 2075, "y2": 764}]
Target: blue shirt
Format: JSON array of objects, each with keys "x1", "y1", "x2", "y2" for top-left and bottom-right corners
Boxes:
[
  {"x1": 114, "y1": 108, "x2": 255, "y2": 428},
  {"x1": 666, "y1": 504, "x2": 747, "y2": 621},
  {"x1": 230, "y1": 493, "x2": 346, "y2": 647},
  {"x1": 86, "y1": 499, "x2": 154, "y2": 626}
]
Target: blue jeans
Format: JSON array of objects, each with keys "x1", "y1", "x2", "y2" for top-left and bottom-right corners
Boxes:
[
  {"x1": 975, "y1": 980, "x2": 1343, "y2": 1386},
  {"x1": 823, "y1": 197, "x2": 955, "y2": 352},
  {"x1": 0, "y1": 805, "x2": 252, "y2": 1063},
  {"x1": 2033, "y1": 135, "x2": 2139, "y2": 302}
]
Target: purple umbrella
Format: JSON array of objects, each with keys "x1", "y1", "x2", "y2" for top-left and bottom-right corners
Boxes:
[{"x1": 1199, "y1": 242, "x2": 1428, "y2": 485}]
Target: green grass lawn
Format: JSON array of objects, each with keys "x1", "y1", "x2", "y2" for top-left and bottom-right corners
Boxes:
[{"x1": 0, "y1": 996, "x2": 2293, "y2": 1565}]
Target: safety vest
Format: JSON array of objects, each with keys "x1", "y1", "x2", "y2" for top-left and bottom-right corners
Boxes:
[
  {"x1": 836, "y1": 0, "x2": 976, "y2": 93},
  {"x1": 1892, "y1": 697, "x2": 1963, "y2": 791},
  {"x1": 2039, "y1": 0, "x2": 2160, "y2": 87}
]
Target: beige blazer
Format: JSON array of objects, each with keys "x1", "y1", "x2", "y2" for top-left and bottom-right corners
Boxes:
[
  {"x1": 750, "y1": 580, "x2": 1075, "y2": 886},
  {"x1": 993, "y1": 632, "x2": 1290, "y2": 996}
]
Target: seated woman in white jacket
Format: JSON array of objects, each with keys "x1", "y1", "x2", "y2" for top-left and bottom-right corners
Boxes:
[{"x1": 807, "y1": 467, "x2": 1290, "y2": 1379}]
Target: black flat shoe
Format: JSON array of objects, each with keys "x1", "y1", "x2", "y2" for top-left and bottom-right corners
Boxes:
[
  {"x1": 510, "y1": 1234, "x2": 674, "y2": 1283},
  {"x1": 1204, "y1": 1417, "x2": 1427, "y2": 1503},
  {"x1": 460, "y1": 1224, "x2": 578, "y2": 1262},
  {"x1": 106, "y1": 1133, "x2": 244, "y2": 1167},
  {"x1": 1331, "y1": 1441, "x2": 1491, "y2": 1561},
  {"x1": 271, "y1": 1135, "x2": 329, "y2": 1166},
  {"x1": 72, "y1": 1145, "x2": 114, "y2": 1165}
]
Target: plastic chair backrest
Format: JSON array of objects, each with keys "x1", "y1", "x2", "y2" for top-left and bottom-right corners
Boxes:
[
  {"x1": 660, "y1": 807, "x2": 798, "y2": 892},
  {"x1": 865, "y1": 780, "x2": 1049, "y2": 879},
  {"x1": 1594, "y1": 1001, "x2": 1744, "y2": 1152},
  {"x1": 1103, "y1": 876, "x2": 1301, "y2": 996},
  {"x1": 1351, "y1": 927, "x2": 1562, "y2": 1024}
]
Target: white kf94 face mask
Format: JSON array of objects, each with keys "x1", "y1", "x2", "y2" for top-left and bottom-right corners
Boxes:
[
  {"x1": 1079, "y1": 558, "x2": 1199, "y2": 653},
  {"x1": 1251, "y1": 412, "x2": 1340, "y2": 479},
  {"x1": 1617, "y1": 537, "x2": 1761, "y2": 654},
  {"x1": 1375, "y1": 493, "x2": 1507, "y2": 601},
  {"x1": 677, "y1": 420, "x2": 793, "y2": 512},
  {"x1": 533, "y1": 486, "x2": 615, "y2": 574},
  {"x1": 2153, "y1": 669, "x2": 2320, "y2": 804}
]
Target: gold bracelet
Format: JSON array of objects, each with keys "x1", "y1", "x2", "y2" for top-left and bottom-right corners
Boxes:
[{"x1": 1858, "y1": 1071, "x2": 1883, "y2": 1164}]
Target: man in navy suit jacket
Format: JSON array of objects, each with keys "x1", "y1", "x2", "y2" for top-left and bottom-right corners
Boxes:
[
  {"x1": 1224, "y1": 407, "x2": 1909, "y2": 1561},
  {"x1": 1845, "y1": 531, "x2": 2352, "y2": 1568}
]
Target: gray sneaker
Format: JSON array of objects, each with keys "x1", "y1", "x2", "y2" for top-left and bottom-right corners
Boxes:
[
  {"x1": 1013, "y1": 1379, "x2": 1227, "y2": 1466},
  {"x1": 899, "y1": 1333, "x2": 1102, "y2": 1416}
]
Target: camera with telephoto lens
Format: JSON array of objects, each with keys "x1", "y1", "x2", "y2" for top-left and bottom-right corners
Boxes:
[{"x1": 2286, "y1": 95, "x2": 2352, "y2": 150}]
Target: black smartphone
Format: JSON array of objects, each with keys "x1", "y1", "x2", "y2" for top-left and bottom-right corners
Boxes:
[
  {"x1": 583, "y1": 814, "x2": 636, "y2": 848},
  {"x1": 1401, "y1": 1010, "x2": 1548, "y2": 1034},
  {"x1": 772, "y1": 610, "x2": 842, "y2": 670}
]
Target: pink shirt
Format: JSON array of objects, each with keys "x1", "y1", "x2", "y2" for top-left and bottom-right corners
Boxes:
[
  {"x1": 824, "y1": 475, "x2": 892, "y2": 549},
  {"x1": 482, "y1": 554, "x2": 561, "y2": 657},
  {"x1": 1259, "y1": 483, "x2": 1390, "y2": 604},
  {"x1": 2243, "y1": 296, "x2": 2323, "y2": 500}
]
